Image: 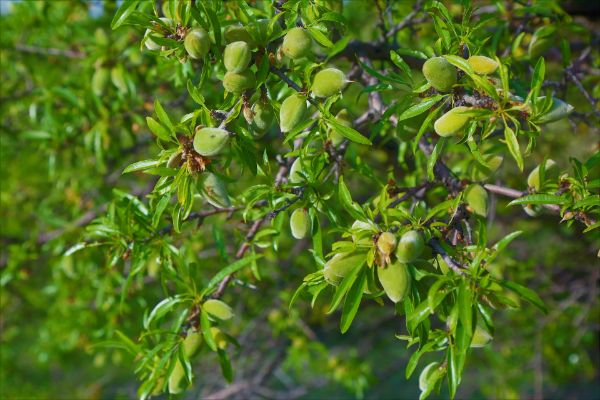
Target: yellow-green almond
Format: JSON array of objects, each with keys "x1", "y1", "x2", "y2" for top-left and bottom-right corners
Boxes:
[
  {"x1": 434, "y1": 106, "x2": 471, "y2": 137},
  {"x1": 537, "y1": 98, "x2": 574, "y2": 124},
  {"x1": 351, "y1": 220, "x2": 375, "y2": 245},
  {"x1": 281, "y1": 27, "x2": 312, "y2": 59},
  {"x1": 376, "y1": 232, "x2": 397, "y2": 256},
  {"x1": 290, "y1": 208, "x2": 310, "y2": 239},
  {"x1": 184, "y1": 28, "x2": 210, "y2": 59},
  {"x1": 248, "y1": 100, "x2": 274, "y2": 135},
  {"x1": 323, "y1": 251, "x2": 366, "y2": 285},
  {"x1": 464, "y1": 184, "x2": 488, "y2": 217},
  {"x1": 279, "y1": 93, "x2": 307, "y2": 133},
  {"x1": 210, "y1": 327, "x2": 228, "y2": 350},
  {"x1": 222, "y1": 70, "x2": 255, "y2": 94},
  {"x1": 193, "y1": 127, "x2": 230, "y2": 156},
  {"x1": 224, "y1": 24, "x2": 255, "y2": 47},
  {"x1": 202, "y1": 173, "x2": 231, "y2": 208},
  {"x1": 419, "y1": 362, "x2": 441, "y2": 392},
  {"x1": 471, "y1": 323, "x2": 493, "y2": 348},
  {"x1": 168, "y1": 360, "x2": 187, "y2": 394},
  {"x1": 182, "y1": 330, "x2": 203, "y2": 357},
  {"x1": 203, "y1": 299, "x2": 234, "y2": 320},
  {"x1": 377, "y1": 261, "x2": 411, "y2": 303},
  {"x1": 527, "y1": 159, "x2": 558, "y2": 190},
  {"x1": 312, "y1": 68, "x2": 347, "y2": 98},
  {"x1": 223, "y1": 41, "x2": 251, "y2": 73},
  {"x1": 329, "y1": 109, "x2": 351, "y2": 146},
  {"x1": 396, "y1": 230, "x2": 424, "y2": 263},
  {"x1": 422, "y1": 57, "x2": 457, "y2": 92},
  {"x1": 468, "y1": 55, "x2": 499, "y2": 75},
  {"x1": 91, "y1": 68, "x2": 109, "y2": 96}
]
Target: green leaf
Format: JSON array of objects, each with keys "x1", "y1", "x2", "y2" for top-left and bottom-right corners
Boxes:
[
  {"x1": 427, "y1": 137, "x2": 446, "y2": 181},
  {"x1": 146, "y1": 117, "x2": 172, "y2": 142},
  {"x1": 217, "y1": 349, "x2": 233, "y2": 383},
  {"x1": 338, "y1": 176, "x2": 366, "y2": 220},
  {"x1": 202, "y1": 255, "x2": 263, "y2": 296},
  {"x1": 340, "y1": 269, "x2": 366, "y2": 333},
  {"x1": 200, "y1": 309, "x2": 217, "y2": 351},
  {"x1": 111, "y1": 0, "x2": 139, "y2": 29},
  {"x1": 325, "y1": 118, "x2": 371, "y2": 145},
  {"x1": 123, "y1": 159, "x2": 161, "y2": 174},
  {"x1": 397, "y1": 95, "x2": 443, "y2": 122},
  {"x1": 328, "y1": 260, "x2": 364, "y2": 314},
  {"x1": 154, "y1": 99, "x2": 174, "y2": 132},
  {"x1": 307, "y1": 26, "x2": 333, "y2": 47},
  {"x1": 503, "y1": 125, "x2": 523, "y2": 171},
  {"x1": 508, "y1": 194, "x2": 566, "y2": 206},
  {"x1": 496, "y1": 279, "x2": 547, "y2": 314}
]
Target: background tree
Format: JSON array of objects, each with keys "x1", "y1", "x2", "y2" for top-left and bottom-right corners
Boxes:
[{"x1": 1, "y1": 1, "x2": 599, "y2": 399}]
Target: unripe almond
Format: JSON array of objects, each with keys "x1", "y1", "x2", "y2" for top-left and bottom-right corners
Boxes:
[
  {"x1": 279, "y1": 94, "x2": 307, "y2": 133},
  {"x1": 193, "y1": 127, "x2": 230, "y2": 156},
  {"x1": 396, "y1": 230, "x2": 424, "y2": 263},
  {"x1": 527, "y1": 159, "x2": 558, "y2": 190},
  {"x1": 210, "y1": 327, "x2": 228, "y2": 350},
  {"x1": 290, "y1": 208, "x2": 310, "y2": 239},
  {"x1": 468, "y1": 55, "x2": 498, "y2": 74},
  {"x1": 281, "y1": 27, "x2": 312, "y2": 59},
  {"x1": 224, "y1": 24, "x2": 255, "y2": 48},
  {"x1": 434, "y1": 106, "x2": 471, "y2": 137},
  {"x1": 323, "y1": 251, "x2": 367, "y2": 285},
  {"x1": 144, "y1": 18, "x2": 174, "y2": 51},
  {"x1": 184, "y1": 28, "x2": 210, "y2": 59},
  {"x1": 311, "y1": 68, "x2": 347, "y2": 98},
  {"x1": 464, "y1": 184, "x2": 488, "y2": 217},
  {"x1": 376, "y1": 232, "x2": 397, "y2": 257},
  {"x1": 223, "y1": 41, "x2": 251, "y2": 72},
  {"x1": 203, "y1": 299, "x2": 234, "y2": 320},
  {"x1": 92, "y1": 68, "x2": 109, "y2": 96},
  {"x1": 182, "y1": 330, "x2": 203, "y2": 357},
  {"x1": 222, "y1": 70, "x2": 255, "y2": 94},
  {"x1": 168, "y1": 360, "x2": 187, "y2": 394},
  {"x1": 248, "y1": 100, "x2": 274, "y2": 136},
  {"x1": 470, "y1": 323, "x2": 493, "y2": 348},
  {"x1": 329, "y1": 109, "x2": 351, "y2": 146},
  {"x1": 377, "y1": 261, "x2": 411, "y2": 303},
  {"x1": 422, "y1": 57, "x2": 457, "y2": 92},
  {"x1": 201, "y1": 173, "x2": 231, "y2": 208},
  {"x1": 537, "y1": 97, "x2": 573, "y2": 124}
]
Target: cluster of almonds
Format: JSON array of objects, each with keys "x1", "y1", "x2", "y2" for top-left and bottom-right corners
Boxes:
[{"x1": 421, "y1": 55, "x2": 573, "y2": 137}]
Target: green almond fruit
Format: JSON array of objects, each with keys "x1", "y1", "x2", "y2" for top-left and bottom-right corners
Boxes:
[
  {"x1": 223, "y1": 41, "x2": 251, "y2": 73},
  {"x1": 91, "y1": 68, "x2": 109, "y2": 96},
  {"x1": 210, "y1": 327, "x2": 228, "y2": 350},
  {"x1": 167, "y1": 151, "x2": 184, "y2": 169},
  {"x1": 434, "y1": 106, "x2": 471, "y2": 137},
  {"x1": 182, "y1": 329, "x2": 203, "y2": 357},
  {"x1": 377, "y1": 261, "x2": 411, "y2": 303},
  {"x1": 248, "y1": 100, "x2": 274, "y2": 136},
  {"x1": 144, "y1": 18, "x2": 175, "y2": 51},
  {"x1": 527, "y1": 159, "x2": 558, "y2": 190},
  {"x1": 201, "y1": 173, "x2": 231, "y2": 208},
  {"x1": 280, "y1": 93, "x2": 307, "y2": 133},
  {"x1": 281, "y1": 27, "x2": 312, "y2": 59},
  {"x1": 329, "y1": 109, "x2": 351, "y2": 146},
  {"x1": 351, "y1": 219, "x2": 376, "y2": 245},
  {"x1": 288, "y1": 158, "x2": 306, "y2": 183},
  {"x1": 396, "y1": 230, "x2": 424, "y2": 263},
  {"x1": 464, "y1": 184, "x2": 488, "y2": 217},
  {"x1": 222, "y1": 70, "x2": 256, "y2": 95},
  {"x1": 224, "y1": 24, "x2": 255, "y2": 47},
  {"x1": 184, "y1": 28, "x2": 210, "y2": 59},
  {"x1": 537, "y1": 98, "x2": 574, "y2": 124},
  {"x1": 419, "y1": 362, "x2": 441, "y2": 392},
  {"x1": 422, "y1": 57, "x2": 457, "y2": 92},
  {"x1": 290, "y1": 208, "x2": 310, "y2": 239},
  {"x1": 203, "y1": 299, "x2": 234, "y2": 320},
  {"x1": 471, "y1": 323, "x2": 493, "y2": 348},
  {"x1": 376, "y1": 232, "x2": 397, "y2": 256},
  {"x1": 468, "y1": 55, "x2": 499, "y2": 75},
  {"x1": 193, "y1": 127, "x2": 230, "y2": 156},
  {"x1": 311, "y1": 68, "x2": 347, "y2": 98},
  {"x1": 323, "y1": 251, "x2": 367, "y2": 285},
  {"x1": 168, "y1": 360, "x2": 187, "y2": 394}
]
